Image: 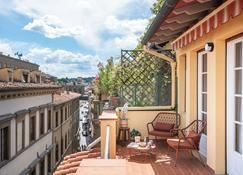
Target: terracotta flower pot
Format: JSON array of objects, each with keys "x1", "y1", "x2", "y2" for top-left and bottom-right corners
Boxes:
[{"x1": 120, "y1": 119, "x2": 128, "y2": 128}]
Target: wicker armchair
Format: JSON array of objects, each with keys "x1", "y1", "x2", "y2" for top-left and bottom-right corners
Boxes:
[
  {"x1": 147, "y1": 112, "x2": 180, "y2": 140},
  {"x1": 167, "y1": 120, "x2": 207, "y2": 166}
]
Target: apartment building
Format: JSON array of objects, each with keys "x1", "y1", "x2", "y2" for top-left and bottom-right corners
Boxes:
[
  {"x1": 0, "y1": 83, "x2": 59, "y2": 175},
  {"x1": 52, "y1": 92, "x2": 80, "y2": 169},
  {"x1": 0, "y1": 55, "x2": 81, "y2": 175}
]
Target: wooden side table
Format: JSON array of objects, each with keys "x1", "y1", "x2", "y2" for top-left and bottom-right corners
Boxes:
[{"x1": 117, "y1": 127, "x2": 130, "y2": 146}]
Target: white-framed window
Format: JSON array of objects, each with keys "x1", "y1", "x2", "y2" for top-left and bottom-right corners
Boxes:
[{"x1": 198, "y1": 51, "x2": 207, "y2": 134}]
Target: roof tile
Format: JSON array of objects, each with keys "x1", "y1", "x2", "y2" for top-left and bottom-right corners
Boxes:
[{"x1": 54, "y1": 148, "x2": 101, "y2": 175}]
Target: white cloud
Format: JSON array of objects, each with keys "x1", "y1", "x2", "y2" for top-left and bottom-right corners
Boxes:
[
  {"x1": 23, "y1": 15, "x2": 84, "y2": 39},
  {"x1": 4, "y1": 0, "x2": 154, "y2": 49},
  {"x1": 0, "y1": 0, "x2": 156, "y2": 76},
  {"x1": 105, "y1": 16, "x2": 148, "y2": 35},
  {"x1": 26, "y1": 47, "x2": 101, "y2": 77},
  {"x1": 0, "y1": 40, "x2": 100, "y2": 78},
  {"x1": 0, "y1": 41, "x2": 13, "y2": 54}
]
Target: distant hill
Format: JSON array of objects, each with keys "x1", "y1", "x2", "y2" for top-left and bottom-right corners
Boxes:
[
  {"x1": 57, "y1": 77, "x2": 95, "y2": 85},
  {"x1": 82, "y1": 77, "x2": 95, "y2": 84}
]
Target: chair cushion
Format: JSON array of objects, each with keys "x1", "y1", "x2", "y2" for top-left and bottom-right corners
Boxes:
[
  {"x1": 154, "y1": 122, "x2": 174, "y2": 132},
  {"x1": 167, "y1": 138, "x2": 194, "y2": 149},
  {"x1": 186, "y1": 131, "x2": 200, "y2": 148},
  {"x1": 148, "y1": 130, "x2": 173, "y2": 138}
]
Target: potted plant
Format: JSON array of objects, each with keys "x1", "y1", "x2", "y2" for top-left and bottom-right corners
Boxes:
[
  {"x1": 130, "y1": 129, "x2": 141, "y2": 143},
  {"x1": 119, "y1": 103, "x2": 128, "y2": 128}
]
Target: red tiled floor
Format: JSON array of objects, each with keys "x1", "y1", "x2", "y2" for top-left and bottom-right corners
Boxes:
[{"x1": 116, "y1": 142, "x2": 214, "y2": 175}]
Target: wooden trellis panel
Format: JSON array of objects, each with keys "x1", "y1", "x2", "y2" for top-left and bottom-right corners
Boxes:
[{"x1": 118, "y1": 49, "x2": 172, "y2": 107}]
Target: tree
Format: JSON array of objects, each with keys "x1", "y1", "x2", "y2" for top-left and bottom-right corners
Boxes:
[{"x1": 136, "y1": 0, "x2": 165, "y2": 49}]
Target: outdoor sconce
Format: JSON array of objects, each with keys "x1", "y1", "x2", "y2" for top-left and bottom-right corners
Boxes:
[{"x1": 205, "y1": 42, "x2": 214, "y2": 52}]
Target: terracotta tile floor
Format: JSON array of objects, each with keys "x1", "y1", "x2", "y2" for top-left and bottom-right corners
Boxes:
[{"x1": 116, "y1": 142, "x2": 214, "y2": 175}]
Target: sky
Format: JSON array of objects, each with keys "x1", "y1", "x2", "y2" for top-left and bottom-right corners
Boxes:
[{"x1": 0, "y1": 0, "x2": 155, "y2": 78}]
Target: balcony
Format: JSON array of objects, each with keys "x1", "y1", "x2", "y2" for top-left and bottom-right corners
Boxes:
[{"x1": 54, "y1": 110, "x2": 213, "y2": 175}]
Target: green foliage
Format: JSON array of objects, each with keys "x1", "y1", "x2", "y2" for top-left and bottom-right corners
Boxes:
[
  {"x1": 130, "y1": 129, "x2": 141, "y2": 139},
  {"x1": 150, "y1": 0, "x2": 165, "y2": 15},
  {"x1": 94, "y1": 58, "x2": 121, "y2": 97}
]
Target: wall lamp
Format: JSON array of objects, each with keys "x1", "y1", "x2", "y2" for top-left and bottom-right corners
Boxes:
[{"x1": 204, "y1": 42, "x2": 214, "y2": 52}]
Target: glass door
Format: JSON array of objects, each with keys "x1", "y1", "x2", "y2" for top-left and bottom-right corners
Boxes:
[
  {"x1": 227, "y1": 36, "x2": 243, "y2": 175},
  {"x1": 197, "y1": 50, "x2": 207, "y2": 157}
]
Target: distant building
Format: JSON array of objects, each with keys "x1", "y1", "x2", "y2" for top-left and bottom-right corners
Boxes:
[
  {"x1": 65, "y1": 84, "x2": 85, "y2": 94},
  {"x1": 41, "y1": 73, "x2": 58, "y2": 84},
  {"x1": 0, "y1": 53, "x2": 41, "y2": 83}
]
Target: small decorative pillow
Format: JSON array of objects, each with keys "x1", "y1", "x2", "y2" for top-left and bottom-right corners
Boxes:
[
  {"x1": 187, "y1": 131, "x2": 200, "y2": 148},
  {"x1": 154, "y1": 122, "x2": 175, "y2": 132}
]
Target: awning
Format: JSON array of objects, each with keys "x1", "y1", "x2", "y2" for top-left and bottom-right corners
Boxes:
[
  {"x1": 172, "y1": 0, "x2": 243, "y2": 50},
  {"x1": 142, "y1": 0, "x2": 224, "y2": 47}
]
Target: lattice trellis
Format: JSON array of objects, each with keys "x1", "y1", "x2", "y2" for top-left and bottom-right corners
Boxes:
[{"x1": 118, "y1": 49, "x2": 172, "y2": 107}]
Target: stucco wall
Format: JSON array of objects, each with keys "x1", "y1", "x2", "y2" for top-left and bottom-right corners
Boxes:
[
  {"x1": 122, "y1": 110, "x2": 175, "y2": 138},
  {"x1": 0, "y1": 94, "x2": 52, "y2": 115},
  {"x1": 0, "y1": 132, "x2": 52, "y2": 175},
  {"x1": 176, "y1": 11, "x2": 243, "y2": 174}
]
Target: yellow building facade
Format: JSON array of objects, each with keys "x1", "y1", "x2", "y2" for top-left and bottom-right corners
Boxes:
[
  {"x1": 141, "y1": 1, "x2": 243, "y2": 174},
  {"x1": 176, "y1": 8, "x2": 243, "y2": 175}
]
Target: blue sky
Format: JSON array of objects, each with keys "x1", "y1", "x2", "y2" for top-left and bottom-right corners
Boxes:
[{"x1": 0, "y1": 0, "x2": 155, "y2": 78}]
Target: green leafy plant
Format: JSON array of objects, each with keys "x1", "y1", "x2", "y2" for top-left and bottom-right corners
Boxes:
[
  {"x1": 94, "y1": 57, "x2": 121, "y2": 98},
  {"x1": 130, "y1": 129, "x2": 141, "y2": 140}
]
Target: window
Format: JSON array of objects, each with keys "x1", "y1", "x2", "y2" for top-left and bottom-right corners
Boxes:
[
  {"x1": 67, "y1": 130, "x2": 69, "y2": 144},
  {"x1": 61, "y1": 109, "x2": 63, "y2": 124},
  {"x1": 65, "y1": 134, "x2": 67, "y2": 149},
  {"x1": 23, "y1": 73, "x2": 28, "y2": 83},
  {"x1": 17, "y1": 120, "x2": 25, "y2": 151},
  {"x1": 36, "y1": 75, "x2": 40, "y2": 83},
  {"x1": 65, "y1": 107, "x2": 67, "y2": 120},
  {"x1": 55, "y1": 143, "x2": 59, "y2": 162},
  {"x1": 55, "y1": 111, "x2": 59, "y2": 128},
  {"x1": 47, "y1": 152, "x2": 51, "y2": 173},
  {"x1": 68, "y1": 130, "x2": 71, "y2": 143},
  {"x1": 198, "y1": 52, "x2": 207, "y2": 134},
  {"x1": 61, "y1": 138, "x2": 63, "y2": 155},
  {"x1": 40, "y1": 158, "x2": 45, "y2": 175},
  {"x1": 22, "y1": 120, "x2": 25, "y2": 148},
  {"x1": 48, "y1": 110, "x2": 51, "y2": 131},
  {"x1": 30, "y1": 116, "x2": 36, "y2": 142},
  {"x1": 40, "y1": 112, "x2": 44, "y2": 136},
  {"x1": 0, "y1": 126, "x2": 9, "y2": 163},
  {"x1": 8, "y1": 71, "x2": 13, "y2": 82}
]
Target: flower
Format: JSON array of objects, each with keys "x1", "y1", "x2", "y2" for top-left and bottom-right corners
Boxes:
[{"x1": 120, "y1": 103, "x2": 128, "y2": 120}]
